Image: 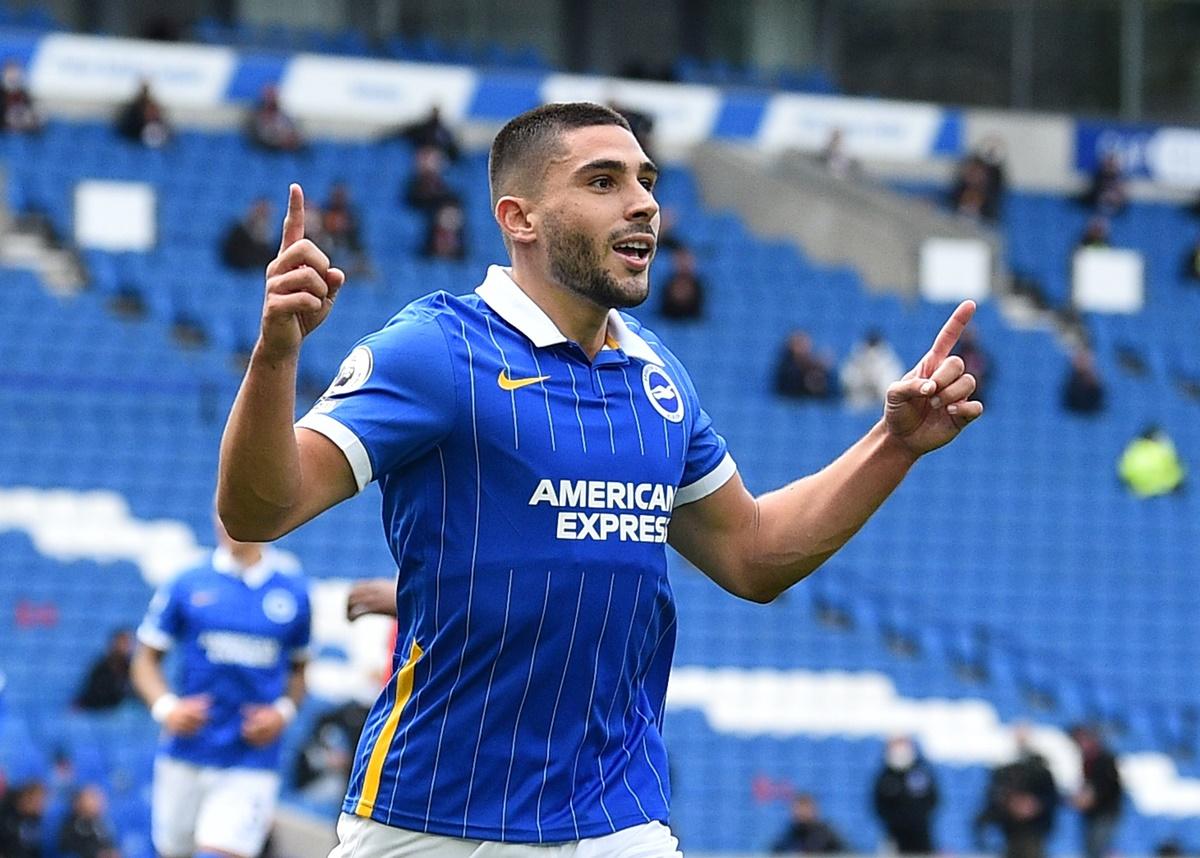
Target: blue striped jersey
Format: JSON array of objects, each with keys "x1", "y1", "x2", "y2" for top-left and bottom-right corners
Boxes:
[
  {"x1": 136, "y1": 547, "x2": 312, "y2": 770},
  {"x1": 296, "y1": 265, "x2": 735, "y2": 843}
]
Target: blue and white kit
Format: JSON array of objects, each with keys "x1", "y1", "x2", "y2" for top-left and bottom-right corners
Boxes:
[
  {"x1": 297, "y1": 265, "x2": 736, "y2": 843},
  {"x1": 137, "y1": 546, "x2": 312, "y2": 770}
]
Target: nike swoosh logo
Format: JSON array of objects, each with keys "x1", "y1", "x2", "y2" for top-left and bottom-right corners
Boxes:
[{"x1": 498, "y1": 370, "x2": 550, "y2": 391}]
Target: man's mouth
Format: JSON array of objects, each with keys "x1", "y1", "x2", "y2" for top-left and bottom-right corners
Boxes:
[{"x1": 612, "y1": 236, "x2": 655, "y2": 269}]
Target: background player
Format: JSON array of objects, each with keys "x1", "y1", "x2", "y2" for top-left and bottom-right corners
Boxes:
[
  {"x1": 131, "y1": 515, "x2": 311, "y2": 858},
  {"x1": 217, "y1": 102, "x2": 980, "y2": 856}
]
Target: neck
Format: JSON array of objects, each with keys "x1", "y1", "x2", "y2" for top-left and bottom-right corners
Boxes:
[
  {"x1": 228, "y1": 543, "x2": 263, "y2": 568},
  {"x1": 510, "y1": 257, "x2": 609, "y2": 359}
]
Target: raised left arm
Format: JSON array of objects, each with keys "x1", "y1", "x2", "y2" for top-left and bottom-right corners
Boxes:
[{"x1": 669, "y1": 301, "x2": 982, "y2": 603}]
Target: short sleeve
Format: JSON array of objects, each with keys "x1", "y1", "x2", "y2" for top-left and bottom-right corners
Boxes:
[
  {"x1": 670, "y1": 357, "x2": 736, "y2": 507},
  {"x1": 296, "y1": 307, "x2": 457, "y2": 491},
  {"x1": 137, "y1": 580, "x2": 185, "y2": 652}
]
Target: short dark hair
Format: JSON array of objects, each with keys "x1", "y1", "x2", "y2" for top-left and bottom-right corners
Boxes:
[{"x1": 488, "y1": 102, "x2": 632, "y2": 208}]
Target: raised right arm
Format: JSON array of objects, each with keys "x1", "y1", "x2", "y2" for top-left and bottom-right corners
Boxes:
[{"x1": 217, "y1": 184, "x2": 355, "y2": 540}]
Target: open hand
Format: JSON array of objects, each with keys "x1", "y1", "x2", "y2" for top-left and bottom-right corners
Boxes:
[
  {"x1": 260, "y1": 183, "x2": 346, "y2": 360},
  {"x1": 884, "y1": 300, "x2": 984, "y2": 456}
]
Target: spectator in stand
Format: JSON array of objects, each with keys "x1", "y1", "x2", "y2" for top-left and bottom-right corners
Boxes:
[
  {"x1": 609, "y1": 101, "x2": 655, "y2": 161},
  {"x1": 975, "y1": 725, "x2": 1060, "y2": 858},
  {"x1": 978, "y1": 136, "x2": 1008, "y2": 213},
  {"x1": 247, "y1": 85, "x2": 303, "y2": 153},
  {"x1": 404, "y1": 145, "x2": 459, "y2": 213},
  {"x1": 393, "y1": 105, "x2": 460, "y2": 161},
  {"x1": 1118, "y1": 425, "x2": 1186, "y2": 498},
  {"x1": 655, "y1": 205, "x2": 685, "y2": 254},
  {"x1": 840, "y1": 329, "x2": 903, "y2": 411},
  {"x1": 770, "y1": 793, "x2": 847, "y2": 854},
  {"x1": 422, "y1": 200, "x2": 467, "y2": 261},
  {"x1": 116, "y1": 80, "x2": 171, "y2": 148},
  {"x1": 293, "y1": 700, "x2": 371, "y2": 807},
  {"x1": 0, "y1": 780, "x2": 47, "y2": 858},
  {"x1": 322, "y1": 182, "x2": 370, "y2": 273},
  {"x1": 952, "y1": 154, "x2": 995, "y2": 221},
  {"x1": 220, "y1": 199, "x2": 276, "y2": 271},
  {"x1": 873, "y1": 735, "x2": 939, "y2": 854},
  {"x1": 302, "y1": 196, "x2": 332, "y2": 251},
  {"x1": 58, "y1": 785, "x2": 120, "y2": 858},
  {"x1": 1077, "y1": 217, "x2": 1111, "y2": 250},
  {"x1": 819, "y1": 129, "x2": 859, "y2": 180},
  {"x1": 1069, "y1": 725, "x2": 1123, "y2": 858},
  {"x1": 949, "y1": 139, "x2": 1007, "y2": 222},
  {"x1": 1084, "y1": 153, "x2": 1128, "y2": 217},
  {"x1": 774, "y1": 331, "x2": 836, "y2": 400},
  {"x1": 1061, "y1": 347, "x2": 1106, "y2": 415},
  {"x1": 73, "y1": 628, "x2": 133, "y2": 711},
  {"x1": 659, "y1": 247, "x2": 705, "y2": 320},
  {"x1": 953, "y1": 326, "x2": 991, "y2": 404},
  {"x1": 0, "y1": 59, "x2": 41, "y2": 134}
]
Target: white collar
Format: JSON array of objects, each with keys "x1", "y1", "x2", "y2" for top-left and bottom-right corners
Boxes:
[
  {"x1": 212, "y1": 546, "x2": 278, "y2": 590},
  {"x1": 475, "y1": 265, "x2": 664, "y2": 366}
]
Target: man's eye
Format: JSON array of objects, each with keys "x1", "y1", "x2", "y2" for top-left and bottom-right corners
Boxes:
[
  {"x1": 592, "y1": 177, "x2": 612, "y2": 189},
  {"x1": 640, "y1": 179, "x2": 655, "y2": 191}
]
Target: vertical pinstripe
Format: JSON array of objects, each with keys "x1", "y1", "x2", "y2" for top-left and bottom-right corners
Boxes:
[
  {"x1": 385, "y1": 445, "x2": 448, "y2": 821},
  {"x1": 614, "y1": 584, "x2": 663, "y2": 824},
  {"x1": 565, "y1": 362, "x2": 588, "y2": 453},
  {"x1": 619, "y1": 365, "x2": 646, "y2": 455},
  {"x1": 462, "y1": 569, "x2": 515, "y2": 834},
  {"x1": 527, "y1": 341, "x2": 556, "y2": 452},
  {"x1": 567, "y1": 572, "x2": 617, "y2": 838},
  {"x1": 423, "y1": 321, "x2": 484, "y2": 829},
  {"x1": 502, "y1": 571, "x2": 553, "y2": 839},
  {"x1": 641, "y1": 733, "x2": 669, "y2": 808},
  {"x1": 633, "y1": 614, "x2": 679, "y2": 807},
  {"x1": 595, "y1": 576, "x2": 647, "y2": 829},
  {"x1": 535, "y1": 573, "x2": 587, "y2": 839},
  {"x1": 594, "y1": 370, "x2": 617, "y2": 454},
  {"x1": 484, "y1": 315, "x2": 519, "y2": 450}
]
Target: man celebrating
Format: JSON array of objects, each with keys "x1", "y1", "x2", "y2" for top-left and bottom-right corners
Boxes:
[
  {"x1": 218, "y1": 102, "x2": 982, "y2": 857},
  {"x1": 132, "y1": 518, "x2": 310, "y2": 858}
]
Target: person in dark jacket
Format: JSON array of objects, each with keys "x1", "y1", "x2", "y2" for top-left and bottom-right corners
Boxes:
[
  {"x1": 220, "y1": 199, "x2": 277, "y2": 272},
  {"x1": 771, "y1": 793, "x2": 847, "y2": 854},
  {"x1": 57, "y1": 785, "x2": 120, "y2": 858},
  {"x1": 1061, "y1": 348, "x2": 1106, "y2": 415},
  {"x1": 975, "y1": 726, "x2": 1060, "y2": 858},
  {"x1": 73, "y1": 629, "x2": 133, "y2": 711},
  {"x1": 0, "y1": 780, "x2": 47, "y2": 858},
  {"x1": 1070, "y1": 725, "x2": 1123, "y2": 858},
  {"x1": 873, "y1": 736, "x2": 939, "y2": 854}
]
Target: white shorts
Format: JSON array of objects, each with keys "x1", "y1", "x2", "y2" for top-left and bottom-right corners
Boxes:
[
  {"x1": 328, "y1": 812, "x2": 683, "y2": 858},
  {"x1": 152, "y1": 756, "x2": 281, "y2": 858}
]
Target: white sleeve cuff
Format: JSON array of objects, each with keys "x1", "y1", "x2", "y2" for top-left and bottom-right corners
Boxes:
[
  {"x1": 296, "y1": 413, "x2": 372, "y2": 493},
  {"x1": 674, "y1": 452, "x2": 737, "y2": 507},
  {"x1": 136, "y1": 623, "x2": 173, "y2": 652}
]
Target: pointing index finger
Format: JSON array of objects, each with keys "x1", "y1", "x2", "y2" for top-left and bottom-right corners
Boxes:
[
  {"x1": 279, "y1": 183, "x2": 305, "y2": 253},
  {"x1": 920, "y1": 300, "x2": 976, "y2": 376}
]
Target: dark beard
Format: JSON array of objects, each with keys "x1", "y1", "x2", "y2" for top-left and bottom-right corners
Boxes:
[{"x1": 544, "y1": 214, "x2": 648, "y2": 310}]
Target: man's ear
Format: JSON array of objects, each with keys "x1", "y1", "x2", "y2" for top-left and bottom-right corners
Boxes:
[{"x1": 495, "y1": 195, "x2": 537, "y2": 246}]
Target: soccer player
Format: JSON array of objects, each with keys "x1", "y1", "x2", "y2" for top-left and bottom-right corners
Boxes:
[
  {"x1": 217, "y1": 102, "x2": 983, "y2": 857},
  {"x1": 131, "y1": 516, "x2": 311, "y2": 858}
]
